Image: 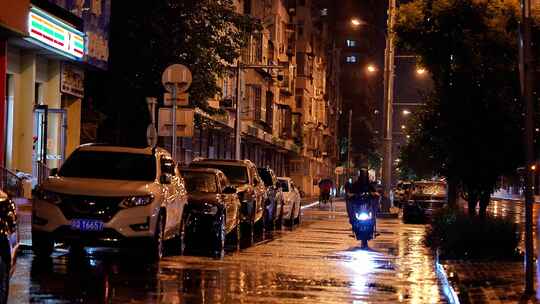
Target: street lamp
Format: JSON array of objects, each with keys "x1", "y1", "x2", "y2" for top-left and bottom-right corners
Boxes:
[
  {"x1": 416, "y1": 67, "x2": 427, "y2": 75},
  {"x1": 351, "y1": 18, "x2": 361, "y2": 27},
  {"x1": 366, "y1": 64, "x2": 377, "y2": 73},
  {"x1": 402, "y1": 109, "x2": 411, "y2": 115}
]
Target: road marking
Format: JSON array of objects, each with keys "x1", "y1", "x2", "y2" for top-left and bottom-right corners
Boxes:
[{"x1": 301, "y1": 201, "x2": 320, "y2": 210}]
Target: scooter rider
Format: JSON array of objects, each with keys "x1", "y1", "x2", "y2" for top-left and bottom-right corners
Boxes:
[{"x1": 346, "y1": 169, "x2": 379, "y2": 225}]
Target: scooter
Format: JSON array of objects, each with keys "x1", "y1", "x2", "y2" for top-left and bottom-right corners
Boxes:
[{"x1": 349, "y1": 194, "x2": 376, "y2": 248}]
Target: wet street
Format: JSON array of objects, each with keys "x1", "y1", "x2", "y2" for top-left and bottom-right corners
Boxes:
[{"x1": 8, "y1": 200, "x2": 448, "y2": 303}]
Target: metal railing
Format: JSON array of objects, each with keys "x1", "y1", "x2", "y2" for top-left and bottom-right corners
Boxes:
[{"x1": 0, "y1": 167, "x2": 23, "y2": 198}]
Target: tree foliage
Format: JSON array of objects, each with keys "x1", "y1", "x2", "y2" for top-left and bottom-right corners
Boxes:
[
  {"x1": 395, "y1": 0, "x2": 537, "y2": 214},
  {"x1": 105, "y1": 0, "x2": 258, "y2": 145}
]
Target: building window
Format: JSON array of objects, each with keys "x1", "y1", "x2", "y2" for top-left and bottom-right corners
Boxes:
[
  {"x1": 346, "y1": 56, "x2": 358, "y2": 63},
  {"x1": 296, "y1": 96, "x2": 303, "y2": 108},
  {"x1": 346, "y1": 39, "x2": 357, "y2": 47},
  {"x1": 297, "y1": 21, "x2": 304, "y2": 38},
  {"x1": 244, "y1": 0, "x2": 251, "y2": 14},
  {"x1": 252, "y1": 85, "x2": 262, "y2": 121},
  {"x1": 266, "y1": 91, "x2": 273, "y2": 126},
  {"x1": 223, "y1": 77, "x2": 229, "y2": 97},
  {"x1": 297, "y1": 53, "x2": 306, "y2": 76}
]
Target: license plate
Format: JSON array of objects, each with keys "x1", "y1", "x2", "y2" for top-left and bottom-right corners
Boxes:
[
  {"x1": 70, "y1": 219, "x2": 104, "y2": 232},
  {"x1": 358, "y1": 225, "x2": 370, "y2": 231}
]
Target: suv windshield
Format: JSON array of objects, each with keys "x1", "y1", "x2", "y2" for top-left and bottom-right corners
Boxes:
[
  {"x1": 257, "y1": 169, "x2": 273, "y2": 187},
  {"x1": 413, "y1": 183, "x2": 447, "y2": 196},
  {"x1": 279, "y1": 180, "x2": 289, "y2": 192},
  {"x1": 191, "y1": 163, "x2": 248, "y2": 185},
  {"x1": 59, "y1": 151, "x2": 156, "y2": 181},
  {"x1": 182, "y1": 172, "x2": 218, "y2": 193}
]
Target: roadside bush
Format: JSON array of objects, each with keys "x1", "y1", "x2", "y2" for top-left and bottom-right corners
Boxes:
[{"x1": 425, "y1": 208, "x2": 520, "y2": 260}]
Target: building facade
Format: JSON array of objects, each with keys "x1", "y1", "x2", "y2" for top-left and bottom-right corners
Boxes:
[
  {"x1": 0, "y1": 0, "x2": 110, "y2": 188},
  {"x1": 162, "y1": 0, "x2": 340, "y2": 196}
]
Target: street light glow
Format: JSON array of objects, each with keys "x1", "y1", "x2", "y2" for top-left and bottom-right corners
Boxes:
[
  {"x1": 401, "y1": 125, "x2": 406, "y2": 130},
  {"x1": 367, "y1": 64, "x2": 377, "y2": 73},
  {"x1": 351, "y1": 18, "x2": 361, "y2": 27},
  {"x1": 416, "y1": 67, "x2": 427, "y2": 75},
  {"x1": 402, "y1": 109, "x2": 411, "y2": 115}
]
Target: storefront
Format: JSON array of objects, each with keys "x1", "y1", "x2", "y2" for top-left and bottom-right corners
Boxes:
[{"x1": 1, "y1": 2, "x2": 86, "y2": 186}]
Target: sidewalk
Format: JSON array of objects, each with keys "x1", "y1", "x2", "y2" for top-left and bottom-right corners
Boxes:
[
  {"x1": 441, "y1": 260, "x2": 539, "y2": 303},
  {"x1": 491, "y1": 190, "x2": 540, "y2": 203}
]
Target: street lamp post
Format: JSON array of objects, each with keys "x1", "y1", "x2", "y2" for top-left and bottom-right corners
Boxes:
[
  {"x1": 382, "y1": 0, "x2": 397, "y2": 200},
  {"x1": 518, "y1": 0, "x2": 535, "y2": 294}
]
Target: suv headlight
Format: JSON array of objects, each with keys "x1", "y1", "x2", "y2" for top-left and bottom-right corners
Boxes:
[
  {"x1": 35, "y1": 189, "x2": 61, "y2": 204},
  {"x1": 121, "y1": 195, "x2": 154, "y2": 208}
]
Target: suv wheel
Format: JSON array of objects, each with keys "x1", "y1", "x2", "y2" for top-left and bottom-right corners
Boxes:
[
  {"x1": 240, "y1": 219, "x2": 254, "y2": 246},
  {"x1": 167, "y1": 217, "x2": 186, "y2": 256},
  {"x1": 276, "y1": 202, "x2": 284, "y2": 230},
  {"x1": 295, "y1": 207, "x2": 302, "y2": 225},
  {"x1": 288, "y1": 203, "x2": 296, "y2": 228},
  {"x1": 32, "y1": 232, "x2": 54, "y2": 258},
  {"x1": 149, "y1": 213, "x2": 165, "y2": 261},
  {"x1": 213, "y1": 216, "x2": 225, "y2": 258},
  {"x1": 0, "y1": 253, "x2": 9, "y2": 304},
  {"x1": 228, "y1": 211, "x2": 241, "y2": 251}
]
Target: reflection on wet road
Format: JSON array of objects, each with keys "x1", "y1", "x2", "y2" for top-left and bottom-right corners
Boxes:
[{"x1": 9, "y1": 200, "x2": 447, "y2": 303}]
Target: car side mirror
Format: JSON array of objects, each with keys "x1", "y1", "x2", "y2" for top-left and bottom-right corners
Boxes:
[
  {"x1": 160, "y1": 174, "x2": 172, "y2": 185},
  {"x1": 223, "y1": 186, "x2": 237, "y2": 194},
  {"x1": 49, "y1": 168, "x2": 58, "y2": 176}
]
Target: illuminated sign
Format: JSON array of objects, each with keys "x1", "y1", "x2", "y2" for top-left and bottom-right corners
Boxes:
[{"x1": 28, "y1": 6, "x2": 85, "y2": 60}]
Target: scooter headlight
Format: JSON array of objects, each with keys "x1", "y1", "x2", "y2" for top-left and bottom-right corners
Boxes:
[{"x1": 355, "y1": 212, "x2": 372, "y2": 221}]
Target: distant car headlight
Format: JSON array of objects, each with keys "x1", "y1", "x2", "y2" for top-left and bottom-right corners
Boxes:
[
  {"x1": 355, "y1": 212, "x2": 372, "y2": 221},
  {"x1": 189, "y1": 202, "x2": 219, "y2": 216},
  {"x1": 121, "y1": 195, "x2": 154, "y2": 208},
  {"x1": 35, "y1": 189, "x2": 61, "y2": 204}
]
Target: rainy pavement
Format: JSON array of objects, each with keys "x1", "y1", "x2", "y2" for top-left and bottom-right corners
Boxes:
[{"x1": 8, "y1": 199, "x2": 448, "y2": 304}]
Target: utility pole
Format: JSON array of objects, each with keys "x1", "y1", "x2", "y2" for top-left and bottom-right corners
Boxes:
[
  {"x1": 348, "y1": 109, "x2": 353, "y2": 180},
  {"x1": 519, "y1": 0, "x2": 535, "y2": 295},
  {"x1": 382, "y1": 0, "x2": 396, "y2": 199},
  {"x1": 235, "y1": 64, "x2": 242, "y2": 160}
]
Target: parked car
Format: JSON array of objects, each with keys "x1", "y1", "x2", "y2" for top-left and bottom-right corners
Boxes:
[
  {"x1": 277, "y1": 177, "x2": 301, "y2": 226},
  {"x1": 32, "y1": 144, "x2": 188, "y2": 260},
  {"x1": 180, "y1": 168, "x2": 241, "y2": 256},
  {"x1": 0, "y1": 190, "x2": 18, "y2": 304},
  {"x1": 394, "y1": 181, "x2": 412, "y2": 206},
  {"x1": 402, "y1": 180, "x2": 447, "y2": 223},
  {"x1": 189, "y1": 159, "x2": 266, "y2": 240},
  {"x1": 257, "y1": 167, "x2": 284, "y2": 230}
]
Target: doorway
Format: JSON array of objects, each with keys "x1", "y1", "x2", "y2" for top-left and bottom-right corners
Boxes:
[{"x1": 32, "y1": 106, "x2": 67, "y2": 184}]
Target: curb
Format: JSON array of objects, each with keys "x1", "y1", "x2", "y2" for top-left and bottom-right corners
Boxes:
[{"x1": 435, "y1": 254, "x2": 460, "y2": 304}]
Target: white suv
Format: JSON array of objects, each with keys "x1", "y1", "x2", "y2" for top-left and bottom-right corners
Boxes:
[{"x1": 32, "y1": 144, "x2": 187, "y2": 260}]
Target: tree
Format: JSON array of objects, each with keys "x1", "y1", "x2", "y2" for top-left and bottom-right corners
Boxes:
[
  {"x1": 395, "y1": 0, "x2": 533, "y2": 216},
  {"x1": 105, "y1": 0, "x2": 258, "y2": 145}
]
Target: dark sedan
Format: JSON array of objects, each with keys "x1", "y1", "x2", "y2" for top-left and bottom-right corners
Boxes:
[
  {"x1": 402, "y1": 180, "x2": 447, "y2": 223},
  {"x1": 257, "y1": 167, "x2": 284, "y2": 230},
  {"x1": 180, "y1": 168, "x2": 241, "y2": 257}
]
